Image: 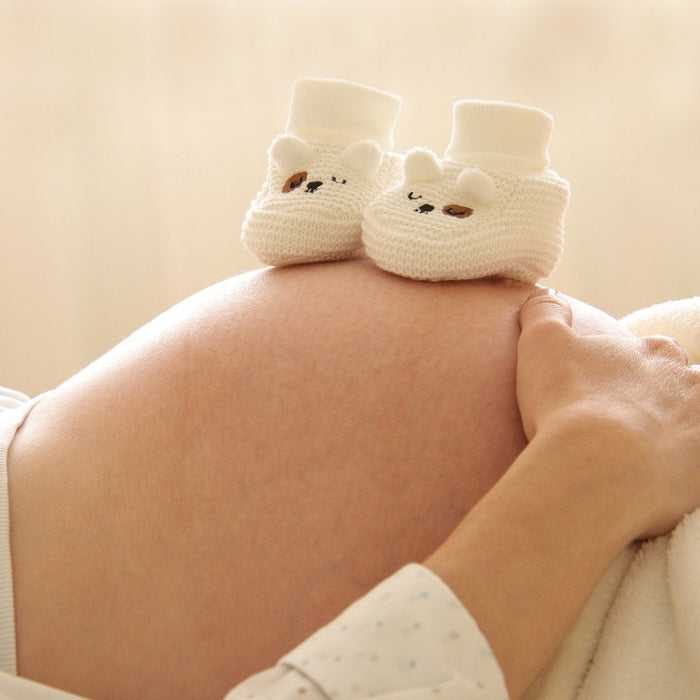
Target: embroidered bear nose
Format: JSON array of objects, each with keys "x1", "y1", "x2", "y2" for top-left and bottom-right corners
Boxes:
[
  {"x1": 305, "y1": 181, "x2": 323, "y2": 193},
  {"x1": 415, "y1": 203, "x2": 435, "y2": 214}
]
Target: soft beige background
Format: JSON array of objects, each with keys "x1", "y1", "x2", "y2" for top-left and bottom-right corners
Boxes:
[{"x1": 1, "y1": 0, "x2": 698, "y2": 396}]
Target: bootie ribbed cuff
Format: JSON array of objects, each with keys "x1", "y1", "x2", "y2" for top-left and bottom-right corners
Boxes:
[
  {"x1": 445, "y1": 100, "x2": 554, "y2": 174},
  {"x1": 286, "y1": 78, "x2": 401, "y2": 150}
]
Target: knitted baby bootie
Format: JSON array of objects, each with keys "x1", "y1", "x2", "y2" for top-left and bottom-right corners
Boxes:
[
  {"x1": 241, "y1": 78, "x2": 403, "y2": 266},
  {"x1": 362, "y1": 100, "x2": 570, "y2": 283}
]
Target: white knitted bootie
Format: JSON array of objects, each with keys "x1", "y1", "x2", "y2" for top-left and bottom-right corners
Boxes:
[
  {"x1": 362, "y1": 100, "x2": 570, "y2": 283},
  {"x1": 242, "y1": 78, "x2": 403, "y2": 266}
]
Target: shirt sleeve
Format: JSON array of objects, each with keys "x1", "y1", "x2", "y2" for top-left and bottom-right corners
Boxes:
[{"x1": 225, "y1": 563, "x2": 508, "y2": 700}]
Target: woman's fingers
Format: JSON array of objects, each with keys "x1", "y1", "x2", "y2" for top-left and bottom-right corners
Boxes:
[
  {"x1": 642, "y1": 334, "x2": 691, "y2": 366},
  {"x1": 516, "y1": 287, "x2": 700, "y2": 539}
]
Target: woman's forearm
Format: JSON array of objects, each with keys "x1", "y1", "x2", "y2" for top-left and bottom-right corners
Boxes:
[{"x1": 424, "y1": 418, "x2": 646, "y2": 699}]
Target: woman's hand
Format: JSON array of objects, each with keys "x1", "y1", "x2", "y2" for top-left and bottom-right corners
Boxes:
[
  {"x1": 516, "y1": 287, "x2": 700, "y2": 539},
  {"x1": 426, "y1": 288, "x2": 700, "y2": 698}
]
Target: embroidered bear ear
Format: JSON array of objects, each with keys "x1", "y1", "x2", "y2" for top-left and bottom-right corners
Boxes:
[
  {"x1": 456, "y1": 168, "x2": 497, "y2": 205},
  {"x1": 404, "y1": 147, "x2": 442, "y2": 184},
  {"x1": 339, "y1": 140, "x2": 382, "y2": 179},
  {"x1": 269, "y1": 134, "x2": 314, "y2": 173}
]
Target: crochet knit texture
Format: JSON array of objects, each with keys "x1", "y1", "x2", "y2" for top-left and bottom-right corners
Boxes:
[
  {"x1": 362, "y1": 100, "x2": 571, "y2": 283},
  {"x1": 242, "y1": 77, "x2": 402, "y2": 266}
]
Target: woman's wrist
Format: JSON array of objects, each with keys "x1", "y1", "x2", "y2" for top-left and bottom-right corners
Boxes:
[{"x1": 533, "y1": 410, "x2": 664, "y2": 541}]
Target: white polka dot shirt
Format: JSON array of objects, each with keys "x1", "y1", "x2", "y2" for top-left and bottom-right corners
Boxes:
[{"x1": 227, "y1": 564, "x2": 508, "y2": 700}]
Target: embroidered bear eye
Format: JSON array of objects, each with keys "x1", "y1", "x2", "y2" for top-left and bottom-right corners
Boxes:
[
  {"x1": 407, "y1": 192, "x2": 422, "y2": 201},
  {"x1": 282, "y1": 171, "x2": 308, "y2": 193},
  {"x1": 442, "y1": 204, "x2": 474, "y2": 218},
  {"x1": 331, "y1": 176, "x2": 347, "y2": 185}
]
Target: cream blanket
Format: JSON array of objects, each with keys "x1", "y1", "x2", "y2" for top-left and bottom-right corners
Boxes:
[{"x1": 526, "y1": 296, "x2": 700, "y2": 700}]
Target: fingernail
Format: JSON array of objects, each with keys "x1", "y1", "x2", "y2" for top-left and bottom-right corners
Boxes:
[{"x1": 528, "y1": 286, "x2": 559, "y2": 299}]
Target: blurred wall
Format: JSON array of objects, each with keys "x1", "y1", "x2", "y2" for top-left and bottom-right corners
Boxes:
[{"x1": 1, "y1": 0, "x2": 698, "y2": 395}]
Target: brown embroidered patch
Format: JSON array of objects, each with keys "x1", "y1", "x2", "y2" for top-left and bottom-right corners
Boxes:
[
  {"x1": 283, "y1": 171, "x2": 308, "y2": 193},
  {"x1": 442, "y1": 204, "x2": 474, "y2": 218}
]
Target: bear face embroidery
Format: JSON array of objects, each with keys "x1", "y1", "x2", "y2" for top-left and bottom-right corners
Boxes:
[
  {"x1": 406, "y1": 192, "x2": 473, "y2": 218},
  {"x1": 402, "y1": 148, "x2": 497, "y2": 220},
  {"x1": 407, "y1": 191, "x2": 436, "y2": 214},
  {"x1": 270, "y1": 134, "x2": 382, "y2": 197}
]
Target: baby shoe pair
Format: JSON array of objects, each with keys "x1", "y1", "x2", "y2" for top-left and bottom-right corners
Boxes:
[{"x1": 241, "y1": 78, "x2": 570, "y2": 284}]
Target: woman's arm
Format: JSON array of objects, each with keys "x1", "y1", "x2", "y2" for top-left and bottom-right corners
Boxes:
[{"x1": 426, "y1": 289, "x2": 700, "y2": 699}]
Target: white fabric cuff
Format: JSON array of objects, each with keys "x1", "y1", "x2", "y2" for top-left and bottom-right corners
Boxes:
[
  {"x1": 281, "y1": 564, "x2": 508, "y2": 699},
  {"x1": 286, "y1": 77, "x2": 401, "y2": 150},
  {"x1": 0, "y1": 390, "x2": 42, "y2": 675},
  {"x1": 445, "y1": 100, "x2": 554, "y2": 174}
]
